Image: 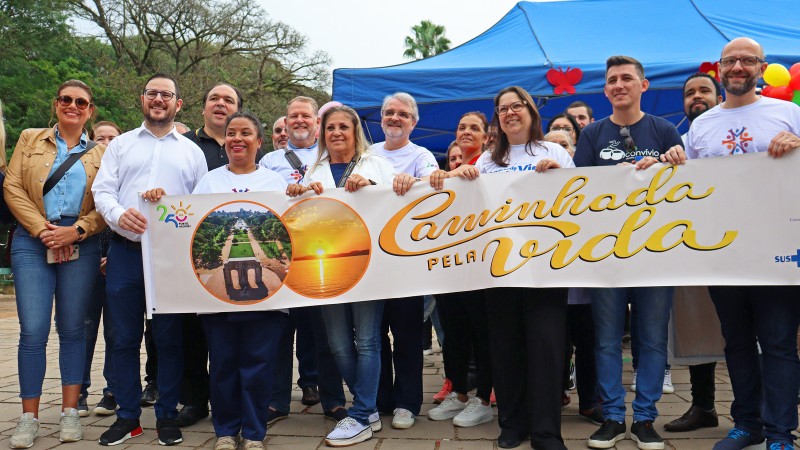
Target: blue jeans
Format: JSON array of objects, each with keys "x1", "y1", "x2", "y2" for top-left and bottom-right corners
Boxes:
[
  {"x1": 202, "y1": 312, "x2": 287, "y2": 441},
  {"x1": 12, "y1": 220, "x2": 100, "y2": 398},
  {"x1": 709, "y1": 286, "x2": 800, "y2": 443},
  {"x1": 591, "y1": 287, "x2": 673, "y2": 422},
  {"x1": 630, "y1": 301, "x2": 670, "y2": 372},
  {"x1": 271, "y1": 306, "x2": 345, "y2": 413},
  {"x1": 321, "y1": 300, "x2": 384, "y2": 425},
  {"x1": 82, "y1": 271, "x2": 115, "y2": 396},
  {"x1": 106, "y1": 240, "x2": 183, "y2": 420}
]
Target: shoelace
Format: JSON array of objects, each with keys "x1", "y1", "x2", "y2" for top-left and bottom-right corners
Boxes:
[
  {"x1": 15, "y1": 419, "x2": 37, "y2": 434},
  {"x1": 461, "y1": 399, "x2": 483, "y2": 415},
  {"x1": 335, "y1": 417, "x2": 359, "y2": 430},
  {"x1": 727, "y1": 428, "x2": 750, "y2": 440}
]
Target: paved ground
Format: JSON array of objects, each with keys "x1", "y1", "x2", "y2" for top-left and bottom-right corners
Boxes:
[{"x1": 0, "y1": 295, "x2": 792, "y2": 449}]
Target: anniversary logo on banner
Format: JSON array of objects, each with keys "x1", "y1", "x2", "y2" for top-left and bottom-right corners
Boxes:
[{"x1": 141, "y1": 152, "x2": 800, "y2": 314}]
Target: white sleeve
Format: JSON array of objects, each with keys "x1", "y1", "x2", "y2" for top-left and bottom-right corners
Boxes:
[
  {"x1": 192, "y1": 174, "x2": 211, "y2": 195},
  {"x1": 192, "y1": 151, "x2": 209, "y2": 190},
  {"x1": 415, "y1": 150, "x2": 439, "y2": 177},
  {"x1": 91, "y1": 139, "x2": 127, "y2": 232},
  {"x1": 685, "y1": 127, "x2": 699, "y2": 160}
]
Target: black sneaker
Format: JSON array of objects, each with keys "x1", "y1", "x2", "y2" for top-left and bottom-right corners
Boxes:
[
  {"x1": 301, "y1": 386, "x2": 321, "y2": 406},
  {"x1": 267, "y1": 408, "x2": 288, "y2": 425},
  {"x1": 631, "y1": 420, "x2": 664, "y2": 450},
  {"x1": 77, "y1": 393, "x2": 90, "y2": 417},
  {"x1": 579, "y1": 408, "x2": 605, "y2": 426},
  {"x1": 141, "y1": 381, "x2": 158, "y2": 406},
  {"x1": 99, "y1": 418, "x2": 143, "y2": 446},
  {"x1": 94, "y1": 392, "x2": 118, "y2": 416},
  {"x1": 156, "y1": 418, "x2": 183, "y2": 446},
  {"x1": 324, "y1": 408, "x2": 349, "y2": 422},
  {"x1": 588, "y1": 419, "x2": 626, "y2": 449}
]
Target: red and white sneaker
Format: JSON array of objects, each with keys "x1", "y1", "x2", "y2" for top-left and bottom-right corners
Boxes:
[{"x1": 433, "y1": 379, "x2": 453, "y2": 404}]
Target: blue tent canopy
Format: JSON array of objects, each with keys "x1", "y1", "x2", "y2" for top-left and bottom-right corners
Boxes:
[{"x1": 332, "y1": 0, "x2": 800, "y2": 156}]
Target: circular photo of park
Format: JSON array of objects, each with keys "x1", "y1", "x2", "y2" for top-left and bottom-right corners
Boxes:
[
  {"x1": 283, "y1": 197, "x2": 371, "y2": 299},
  {"x1": 191, "y1": 201, "x2": 291, "y2": 304}
]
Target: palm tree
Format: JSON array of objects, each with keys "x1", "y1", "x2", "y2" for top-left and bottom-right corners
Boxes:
[{"x1": 403, "y1": 20, "x2": 451, "y2": 60}]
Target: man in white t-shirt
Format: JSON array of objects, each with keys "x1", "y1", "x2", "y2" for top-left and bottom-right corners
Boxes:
[
  {"x1": 665, "y1": 37, "x2": 800, "y2": 450},
  {"x1": 258, "y1": 96, "x2": 348, "y2": 426},
  {"x1": 367, "y1": 93, "x2": 436, "y2": 430}
]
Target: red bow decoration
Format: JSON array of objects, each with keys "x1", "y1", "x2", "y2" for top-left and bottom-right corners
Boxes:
[
  {"x1": 546, "y1": 67, "x2": 583, "y2": 94},
  {"x1": 699, "y1": 62, "x2": 720, "y2": 81}
]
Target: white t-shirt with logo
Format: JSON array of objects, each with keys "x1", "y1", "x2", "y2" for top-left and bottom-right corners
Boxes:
[
  {"x1": 475, "y1": 142, "x2": 575, "y2": 174},
  {"x1": 686, "y1": 96, "x2": 800, "y2": 159},
  {"x1": 368, "y1": 141, "x2": 439, "y2": 177},
  {"x1": 259, "y1": 146, "x2": 319, "y2": 184},
  {"x1": 192, "y1": 165, "x2": 288, "y2": 195}
]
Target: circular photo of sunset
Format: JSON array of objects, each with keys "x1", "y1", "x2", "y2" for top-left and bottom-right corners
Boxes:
[
  {"x1": 191, "y1": 201, "x2": 291, "y2": 304},
  {"x1": 283, "y1": 198, "x2": 371, "y2": 299}
]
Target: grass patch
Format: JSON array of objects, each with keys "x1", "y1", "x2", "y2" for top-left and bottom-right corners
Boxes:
[{"x1": 229, "y1": 242, "x2": 254, "y2": 258}]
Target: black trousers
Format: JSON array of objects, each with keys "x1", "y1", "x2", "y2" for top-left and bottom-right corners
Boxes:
[
  {"x1": 689, "y1": 362, "x2": 716, "y2": 410},
  {"x1": 144, "y1": 319, "x2": 158, "y2": 383},
  {"x1": 436, "y1": 290, "x2": 492, "y2": 401},
  {"x1": 377, "y1": 296, "x2": 424, "y2": 416},
  {"x1": 487, "y1": 287, "x2": 568, "y2": 450},
  {"x1": 180, "y1": 313, "x2": 210, "y2": 408},
  {"x1": 564, "y1": 303, "x2": 598, "y2": 410}
]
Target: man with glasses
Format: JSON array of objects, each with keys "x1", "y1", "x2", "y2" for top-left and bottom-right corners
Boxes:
[
  {"x1": 367, "y1": 92, "x2": 437, "y2": 430},
  {"x1": 92, "y1": 74, "x2": 207, "y2": 446},
  {"x1": 574, "y1": 56, "x2": 683, "y2": 450},
  {"x1": 664, "y1": 37, "x2": 800, "y2": 450},
  {"x1": 272, "y1": 116, "x2": 288, "y2": 151}
]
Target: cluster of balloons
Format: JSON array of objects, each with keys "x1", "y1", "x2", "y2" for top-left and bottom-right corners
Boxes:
[{"x1": 762, "y1": 63, "x2": 800, "y2": 104}]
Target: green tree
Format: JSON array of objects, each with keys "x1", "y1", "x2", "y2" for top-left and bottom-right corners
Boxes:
[{"x1": 403, "y1": 20, "x2": 451, "y2": 60}]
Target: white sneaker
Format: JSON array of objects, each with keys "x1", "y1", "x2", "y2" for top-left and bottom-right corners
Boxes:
[
  {"x1": 423, "y1": 348, "x2": 433, "y2": 356},
  {"x1": 428, "y1": 392, "x2": 467, "y2": 421},
  {"x1": 368, "y1": 411, "x2": 382, "y2": 432},
  {"x1": 214, "y1": 436, "x2": 238, "y2": 450},
  {"x1": 59, "y1": 408, "x2": 83, "y2": 442},
  {"x1": 10, "y1": 413, "x2": 39, "y2": 448},
  {"x1": 325, "y1": 417, "x2": 372, "y2": 447},
  {"x1": 391, "y1": 408, "x2": 415, "y2": 429},
  {"x1": 630, "y1": 369, "x2": 638, "y2": 393},
  {"x1": 453, "y1": 398, "x2": 494, "y2": 427},
  {"x1": 662, "y1": 370, "x2": 674, "y2": 394}
]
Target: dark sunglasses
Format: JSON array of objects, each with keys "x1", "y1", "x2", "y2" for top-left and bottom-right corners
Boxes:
[
  {"x1": 56, "y1": 95, "x2": 92, "y2": 110},
  {"x1": 619, "y1": 126, "x2": 637, "y2": 152}
]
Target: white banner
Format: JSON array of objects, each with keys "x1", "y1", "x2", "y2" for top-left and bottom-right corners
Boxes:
[{"x1": 141, "y1": 152, "x2": 800, "y2": 314}]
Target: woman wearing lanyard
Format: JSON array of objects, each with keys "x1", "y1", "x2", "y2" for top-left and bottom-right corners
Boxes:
[
  {"x1": 287, "y1": 105, "x2": 394, "y2": 447},
  {"x1": 443, "y1": 86, "x2": 574, "y2": 449},
  {"x1": 3, "y1": 79, "x2": 106, "y2": 448}
]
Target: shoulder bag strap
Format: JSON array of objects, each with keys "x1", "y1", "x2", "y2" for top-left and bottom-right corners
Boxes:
[{"x1": 42, "y1": 141, "x2": 97, "y2": 197}]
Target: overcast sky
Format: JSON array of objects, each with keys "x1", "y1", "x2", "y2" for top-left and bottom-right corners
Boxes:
[{"x1": 259, "y1": 0, "x2": 526, "y2": 70}]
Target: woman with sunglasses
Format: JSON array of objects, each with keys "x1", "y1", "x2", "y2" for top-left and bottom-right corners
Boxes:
[
  {"x1": 444, "y1": 87, "x2": 574, "y2": 449},
  {"x1": 3, "y1": 80, "x2": 106, "y2": 447}
]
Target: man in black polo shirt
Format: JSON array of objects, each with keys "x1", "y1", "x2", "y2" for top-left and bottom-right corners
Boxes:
[{"x1": 176, "y1": 83, "x2": 259, "y2": 427}]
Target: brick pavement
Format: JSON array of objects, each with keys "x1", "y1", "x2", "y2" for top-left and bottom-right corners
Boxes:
[{"x1": 0, "y1": 299, "x2": 789, "y2": 449}]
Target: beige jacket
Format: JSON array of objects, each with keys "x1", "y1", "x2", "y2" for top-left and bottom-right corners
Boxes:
[{"x1": 4, "y1": 127, "x2": 106, "y2": 238}]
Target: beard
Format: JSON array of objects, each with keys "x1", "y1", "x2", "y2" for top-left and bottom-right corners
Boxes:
[
  {"x1": 289, "y1": 128, "x2": 311, "y2": 142},
  {"x1": 687, "y1": 103, "x2": 710, "y2": 122},
  {"x1": 382, "y1": 123, "x2": 406, "y2": 139},
  {"x1": 144, "y1": 106, "x2": 177, "y2": 128},
  {"x1": 722, "y1": 72, "x2": 757, "y2": 96}
]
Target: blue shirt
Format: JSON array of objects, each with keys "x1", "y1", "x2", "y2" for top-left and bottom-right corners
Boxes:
[
  {"x1": 44, "y1": 127, "x2": 88, "y2": 220},
  {"x1": 573, "y1": 114, "x2": 682, "y2": 167}
]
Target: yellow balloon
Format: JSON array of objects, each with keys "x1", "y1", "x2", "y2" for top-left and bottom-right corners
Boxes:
[{"x1": 764, "y1": 63, "x2": 791, "y2": 87}]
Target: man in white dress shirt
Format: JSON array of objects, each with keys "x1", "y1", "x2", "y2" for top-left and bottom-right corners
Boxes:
[{"x1": 92, "y1": 74, "x2": 207, "y2": 447}]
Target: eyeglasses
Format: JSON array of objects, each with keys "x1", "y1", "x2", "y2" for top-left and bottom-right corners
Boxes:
[
  {"x1": 719, "y1": 56, "x2": 763, "y2": 68},
  {"x1": 143, "y1": 89, "x2": 176, "y2": 101},
  {"x1": 383, "y1": 109, "x2": 413, "y2": 120},
  {"x1": 496, "y1": 101, "x2": 527, "y2": 116},
  {"x1": 56, "y1": 95, "x2": 92, "y2": 110},
  {"x1": 620, "y1": 126, "x2": 637, "y2": 152},
  {"x1": 551, "y1": 125, "x2": 574, "y2": 133}
]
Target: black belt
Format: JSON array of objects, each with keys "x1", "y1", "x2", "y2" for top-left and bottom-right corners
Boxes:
[{"x1": 112, "y1": 233, "x2": 142, "y2": 249}]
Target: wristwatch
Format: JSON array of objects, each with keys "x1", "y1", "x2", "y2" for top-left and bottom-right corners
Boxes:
[{"x1": 75, "y1": 225, "x2": 86, "y2": 240}]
